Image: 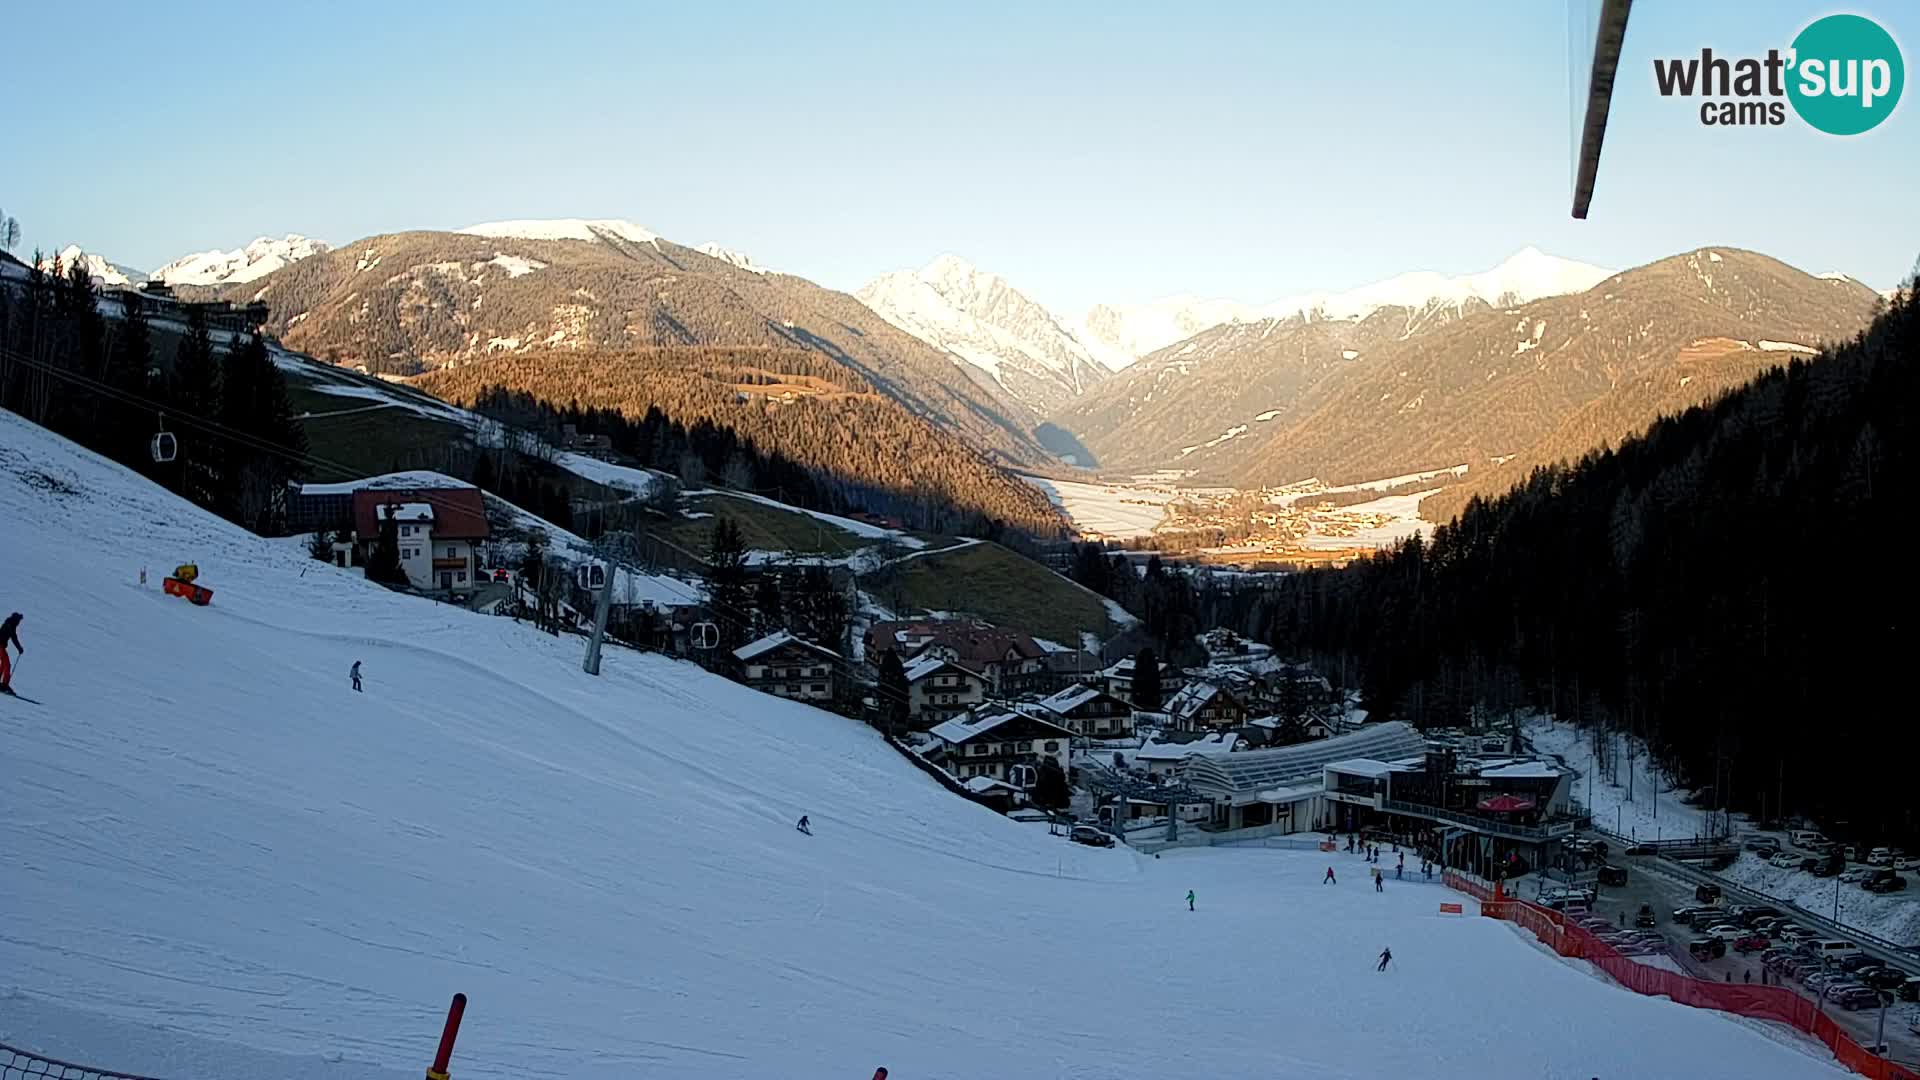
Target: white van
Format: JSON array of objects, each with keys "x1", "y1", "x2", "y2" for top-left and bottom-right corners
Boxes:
[
  {"x1": 1790, "y1": 829, "x2": 1826, "y2": 848},
  {"x1": 1869, "y1": 847, "x2": 1894, "y2": 867},
  {"x1": 1813, "y1": 939, "x2": 1861, "y2": 963}
]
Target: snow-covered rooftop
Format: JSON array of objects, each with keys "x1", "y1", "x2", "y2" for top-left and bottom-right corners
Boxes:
[
  {"x1": 374, "y1": 502, "x2": 434, "y2": 523},
  {"x1": 1479, "y1": 761, "x2": 1565, "y2": 781},
  {"x1": 1325, "y1": 758, "x2": 1396, "y2": 778},
  {"x1": 1038, "y1": 684, "x2": 1106, "y2": 714}
]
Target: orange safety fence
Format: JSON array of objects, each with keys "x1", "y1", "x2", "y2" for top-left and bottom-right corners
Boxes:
[{"x1": 1465, "y1": 890, "x2": 1920, "y2": 1080}]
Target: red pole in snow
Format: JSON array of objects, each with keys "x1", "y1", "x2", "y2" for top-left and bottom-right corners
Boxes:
[{"x1": 426, "y1": 993, "x2": 467, "y2": 1080}]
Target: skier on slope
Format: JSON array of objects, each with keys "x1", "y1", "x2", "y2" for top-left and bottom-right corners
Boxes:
[
  {"x1": 0, "y1": 612, "x2": 22, "y2": 695},
  {"x1": 1324, "y1": 866, "x2": 1336, "y2": 884},
  {"x1": 350, "y1": 660, "x2": 363, "y2": 692},
  {"x1": 1186, "y1": 889, "x2": 1195, "y2": 912},
  {"x1": 1377, "y1": 946, "x2": 1392, "y2": 972},
  {"x1": 796, "y1": 815, "x2": 811, "y2": 835},
  {"x1": 1374, "y1": 869, "x2": 1384, "y2": 893}
]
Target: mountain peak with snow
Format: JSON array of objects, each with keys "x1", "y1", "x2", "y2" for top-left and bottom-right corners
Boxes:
[
  {"x1": 37, "y1": 245, "x2": 146, "y2": 287},
  {"x1": 857, "y1": 255, "x2": 1108, "y2": 413},
  {"x1": 694, "y1": 242, "x2": 773, "y2": 275},
  {"x1": 458, "y1": 218, "x2": 660, "y2": 247},
  {"x1": 153, "y1": 234, "x2": 329, "y2": 286},
  {"x1": 1079, "y1": 249, "x2": 1615, "y2": 367}
]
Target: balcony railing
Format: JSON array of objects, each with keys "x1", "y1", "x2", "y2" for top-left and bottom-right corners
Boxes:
[{"x1": 1380, "y1": 799, "x2": 1578, "y2": 843}]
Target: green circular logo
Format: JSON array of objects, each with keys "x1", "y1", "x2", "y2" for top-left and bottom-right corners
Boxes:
[{"x1": 1787, "y1": 14, "x2": 1904, "y2": 135}]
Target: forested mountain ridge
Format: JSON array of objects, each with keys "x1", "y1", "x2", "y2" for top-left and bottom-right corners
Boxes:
[
  {"x1": 1237, "y1": 248, "x2": 1882, "y2": 491},
  {"x1": 1051, "y1": 249, "x2": 1881, "y2": 491},
  {"x1": 1267, "y1": 277, "x2": 1917, "y2": 837},
  {"x1": 192, "y1": 228, "x2": 1054, "y2": 467},
  {"x1": 412, "y1": 346, "x2": 1068, "y2": 538}
]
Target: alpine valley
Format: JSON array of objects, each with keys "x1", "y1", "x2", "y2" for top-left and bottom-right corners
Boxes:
[{"x1": 46, "y1": 223, "x2": 1891, "y2": 556}]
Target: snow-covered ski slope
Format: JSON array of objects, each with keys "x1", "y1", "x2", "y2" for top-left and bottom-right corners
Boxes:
[{"x1": 0, "y1": 412, "x2": 1845, "y2": 1080}]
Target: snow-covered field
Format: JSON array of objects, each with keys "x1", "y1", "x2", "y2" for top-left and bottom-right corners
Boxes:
[
  {"x1": 1296, "y1": 490, "x2": 1439, "y2": 551},
  {"x1": 1526, "y1": 717, "x2": 1713, "y2": 842},
  {"x1": 0, "y1": 412, "x2": 1850, "y2": 1080},
  {"x1": 1020, "y1": 475, "x2": 1173, "y2": 538}
]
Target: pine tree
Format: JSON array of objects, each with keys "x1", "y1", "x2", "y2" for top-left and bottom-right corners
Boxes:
[
  {"x1": 365, "y1": 505, "x2": 408, "y2": 586},
  {"x1": 877, "y1": 649, "x2": 910, "y2": 736},
  {"x1": 1032, "y1": 757, "x2": 1070, "y2": 811},
  {"x1": 1132, "y1": 647, "x2": 1163, "y2": 712},
  {"x1": 754, "y1": 572, "x2": 785, "y2": 634},
  {"x1": 105, "y1": 291, "x2": 155, "y2": 469},
  {"x1": 169, "y1": 309, "x2": 224, "y2": 510},
  {"x1": 706, "y1": 517, "x2": 751, "y2": 647}
]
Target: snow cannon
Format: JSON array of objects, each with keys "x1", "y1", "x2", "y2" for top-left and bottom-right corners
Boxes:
[{"x1": 163, "y1": 564, "x2": 213, "y2": 606}]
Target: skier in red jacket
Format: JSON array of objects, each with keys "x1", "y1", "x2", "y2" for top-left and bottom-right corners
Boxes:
[{"x1": 0, "y1": 612, "x2": 22, "y2": 694}]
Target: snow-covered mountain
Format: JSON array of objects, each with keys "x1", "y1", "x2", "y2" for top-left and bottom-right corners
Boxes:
[
  {"x1": 693, "y1": 241, "x2": 774, "y2": 275},
  {"x1": 1077, "y1": 248, "x2": 1615, "y2": 369},
  {"x1": 457, "y1": 218, "x2": 661, "y2": 247},
  {"x1": 857, "y1": 255, "x2": 1109, "y2": 415},
  {"x1": 36, "y1": 244, "x2": 147, "y2": 287},
  {"x1": 152, "y1": 234, "x2": 330, "y2": 286}
]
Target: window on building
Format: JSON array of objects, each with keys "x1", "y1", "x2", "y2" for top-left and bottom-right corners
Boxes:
[
  {"x1": 1044, "y1": 741, "x2": 1059, "y2": 752},
  {"x1": 446, "y1": 546, "x2": 456, "y2": 559},
  {"x1": 970, "y1": 744, "x2": 987, "y2": 756},
  {"x1": 810, "y1": 684, "x2": 826, "y2": 693},
  {"x1": 455, "y1": 571, "x2": 465, "y2": 583}
]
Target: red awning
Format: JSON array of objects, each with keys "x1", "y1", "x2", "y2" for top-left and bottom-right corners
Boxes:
[{"x1": 1477, "y1": 794, "x2": 1537, "y2": 813}]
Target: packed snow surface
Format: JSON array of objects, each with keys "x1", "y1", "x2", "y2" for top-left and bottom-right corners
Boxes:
[
  {"x1": 1020, "y1": 474, "x2": 1173, "y2": 537},
  {"x1": 0, "y1": 412, "x2": 1848, "y2": 1079}
]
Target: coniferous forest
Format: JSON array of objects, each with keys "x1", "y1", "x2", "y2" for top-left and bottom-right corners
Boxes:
[
  {"x1": 0, "y1": 256, "x2": 309, "y2": 533},
  {"x1": 1260, "y1": 280, "x2": 1918, "y2": 840}
]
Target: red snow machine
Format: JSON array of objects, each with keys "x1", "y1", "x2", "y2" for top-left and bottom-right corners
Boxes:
[{"x1": 163, "y1": 563, "x2": 214, "y2": 606}]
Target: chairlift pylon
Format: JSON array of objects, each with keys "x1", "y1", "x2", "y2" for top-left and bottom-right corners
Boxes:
[{"x1": 150, "y1": 414, "x2": 177, "y2": 464}]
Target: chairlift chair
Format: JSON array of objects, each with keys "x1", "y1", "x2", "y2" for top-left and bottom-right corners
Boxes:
[{"x1": 151, "y1": 416, "x2": 178, "y2": 464}]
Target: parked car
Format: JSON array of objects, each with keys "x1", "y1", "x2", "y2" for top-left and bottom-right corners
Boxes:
[
  {"x1": 1689, "y1": 938, "x2": 1727, "y2": 961},
  {"x1": 1899, "y1": 976, "x2": 1920, "y2": 1003},
  {"x1": 1635, "y1": 904, "x2": 1658, "y2": 928},
  {"x1": 1841, "y1": 867, "x2": 1872, "y2": 883},
  {"x1": 1744, "y1": 838, "x2": 1779, "y2": 856},
  {"x1": 1869, "y1": 847, "x2": 1894, "y2": 867},
  {"x1": 1695, "y1": 883, "x2": 1723, "y2": 904},
  {"x1": 1844, "y1": 845, "x2": 1859, "y2": 861},
  {"x1": 1624, "y1": 842, "x2": 1655, "y2": 856},
  {"x1": 1738, "y1": 906, "x2": 1782, "y2": 926},
  {"x1": 1673, "y1": 906, "x2": 1718, "y2": 926},
  {"x1": 1734, "y1": 934, "x2": 1771, "y2": 954},
  {"x1": 1898, "y1": 855, "x2": 1915, "y2": 871},
  {"x1": 1865, "y1": 869, "x2": 1908, "y2": 893},
  {"x1": 1837, "y1": 987, "x2": 1885, "y2": 1011},
  {"x1": 1704, "y1": 923, "x2": 1746, "y2": 943},
  {"x1": 1812, "y1": 855, "x2": 1844, "y2": 876},
  {"x1": 1068, "y1": 825, "x2": 1114, "y2": 847},
  {"x1": 1860, "y1": 967, "x2": 1909, "y2": 991},
  {"x1": 1838, "y1": 952, "x2": 1878, "y2": 973},
  {"x1": 1597, "y1": 864, "x2": 1628, "y2": 887},
  {"x1": 1767, "y1": 852, "x2": 1800, "y2": 869}
]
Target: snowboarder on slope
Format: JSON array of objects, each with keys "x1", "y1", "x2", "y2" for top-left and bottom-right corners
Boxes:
[
  {"x1": 350, "y1": 660, "x2": 362, "y2": 692},
  {"x1": 1377, "y1": 947, "x2": 1392, "y2": 972},
  {"x1": 1186, "y1": 889, "x2": 1195, "y2": 912},
  {"x1": 0, "y1": 612, "x2": 22, "y2": 694},
  {"x1": 796, "y1": 815, "x2": 811, "y2": 835},
  {"x1": 1324, "y1": 866, "x2": 1336, "y2": 884}
]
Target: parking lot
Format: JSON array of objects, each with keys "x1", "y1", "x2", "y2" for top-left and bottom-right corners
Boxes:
[{"x1": 1519, "y1": 844, "x2": 1920, "y2": 1067}]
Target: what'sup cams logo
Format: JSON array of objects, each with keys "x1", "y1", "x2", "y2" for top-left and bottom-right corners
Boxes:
[{"x1": 1654, "y1": 13, "x2": 1903, "y2": 133}]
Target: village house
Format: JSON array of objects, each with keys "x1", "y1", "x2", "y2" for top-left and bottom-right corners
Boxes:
[
  {"x1": 927, "y1": 708, "x2": 1072, "y2": 785},
  {"x1": 1098, "y1": 655, "x2": 1186, "y2": 706},
  {"x1": 733, "y1": 631, "x2": 840, "y2": 705},
  {"x1": 350, "y1": 488, "x2": 491, "y2": 592},
  {"x1": 1195, "y1": 627, "x2": 1274, "y2": 668},
  {"x1": 903, "y1": 655, "x2": 989, "y2": 728},
  {"x1": 1031, "y1": 683, "x2": 1135, "y2": 739},
  {"x1": 866, "y1": 618, "x2": 1050, "y2": 696},
  {"x1": 1164, "y1": 680, "x2": 1249, "y2": 733},
  {"x1": 1037, "y1": 647, "x2": 1104, "y2": 694}
]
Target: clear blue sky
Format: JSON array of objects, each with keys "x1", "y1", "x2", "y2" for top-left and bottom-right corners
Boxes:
[{"x1": 9, "y1": 0, "x2": 1913, "y2": 311}]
